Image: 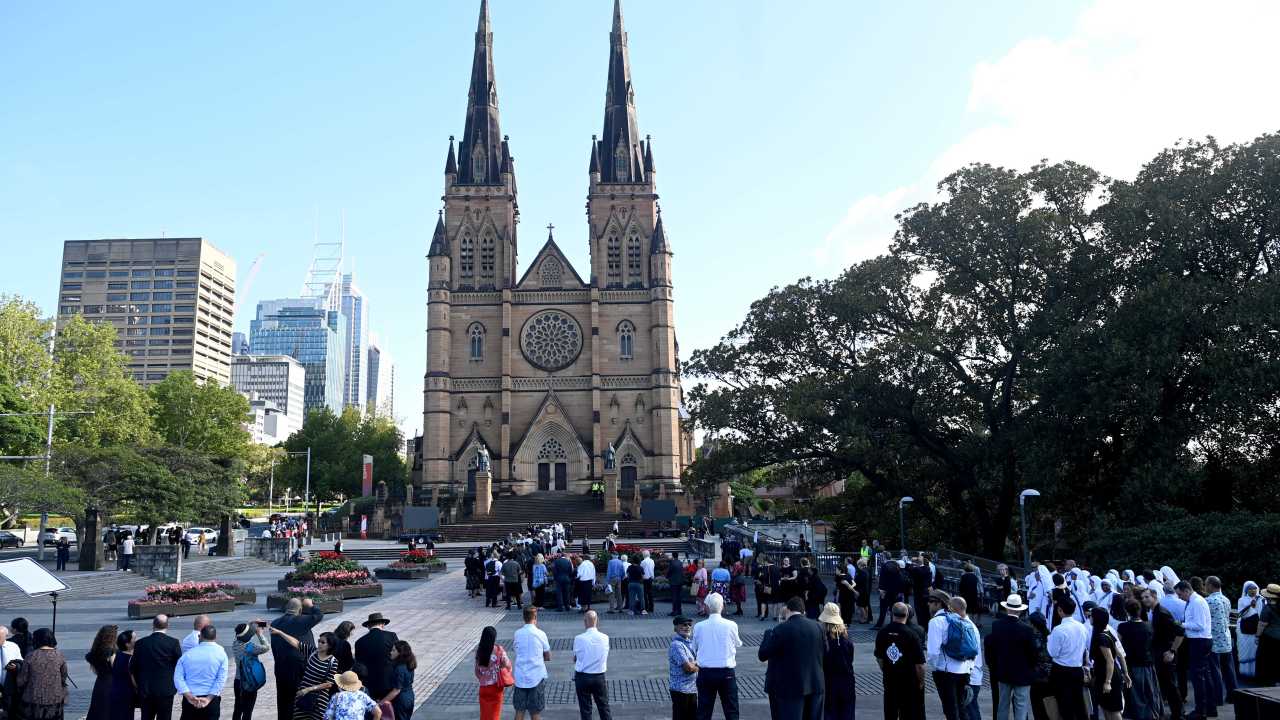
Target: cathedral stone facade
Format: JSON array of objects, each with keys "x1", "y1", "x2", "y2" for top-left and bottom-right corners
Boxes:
[{"x1": 416, "y1": 0, "x2": 694, "y2": 504}]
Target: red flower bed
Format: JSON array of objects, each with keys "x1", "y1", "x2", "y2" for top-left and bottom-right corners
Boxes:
[{"x1": 129, "y1": 581, "x2": 233, "y2": 607}]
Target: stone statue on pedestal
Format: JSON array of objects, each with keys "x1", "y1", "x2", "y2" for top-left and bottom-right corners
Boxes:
[
  {"x1": 475, "y1": 446, "x2": 491, "y2": 472},
  {"x1": 604, "y1": 443, "x2": 616, "y2": 470}
]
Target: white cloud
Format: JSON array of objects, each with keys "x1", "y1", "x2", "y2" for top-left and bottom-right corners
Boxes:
[{"x1": 818, "y1": 0, "x2": 1280, "y2": 268}]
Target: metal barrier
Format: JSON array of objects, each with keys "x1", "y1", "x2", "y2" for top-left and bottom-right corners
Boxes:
[{"x1": 687, "y1": 537, "x2": 716, "y2": 559}]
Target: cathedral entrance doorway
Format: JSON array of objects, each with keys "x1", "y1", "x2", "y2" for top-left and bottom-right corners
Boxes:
[
  {"x1": 467, "y1": 469, "x2": 477, "y2": 495},
  {"x1": 620, "y1": 466, "x2": 637, "y2": 492},
  {"x1": 537, "y1": 463, "x2": 568, "y2": 491}
]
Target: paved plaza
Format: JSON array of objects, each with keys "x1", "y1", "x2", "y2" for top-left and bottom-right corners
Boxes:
[{"x1": 0, "y1": 542, "x2": 1247, "y2": 719}]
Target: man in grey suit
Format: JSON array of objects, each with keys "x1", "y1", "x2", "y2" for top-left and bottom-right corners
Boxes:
[{"x1": 758, "y1": 597, "x2": 825, "y2": 720}]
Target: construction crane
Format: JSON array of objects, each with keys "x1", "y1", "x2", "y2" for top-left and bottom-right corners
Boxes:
[{"x1": 241, "y1": 253, "x2": 266, "y2": 298}]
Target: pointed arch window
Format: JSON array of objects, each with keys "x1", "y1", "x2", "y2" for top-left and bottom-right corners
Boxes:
[
  {"x1": 606, "y1": 230, "x2": 622, "y2": 287},
  {"x1": 626, "y1": 231, "x2": 643, "y2": 286},
  {"x1": 479, "y1": 230, "x2": 496, "y2": 286},
  {"x1": 537, "y1": 437, "x2": 568, "y2": 461},
  {"x1": 540, "y1": 257, "x2": 563, "y2": 288},
  {"x1": 469, "y1": 323, "x2": 486, "y2": 362},
  {"x1": 617, "y1": 320, "x2": 635, "y2": 361},
  {"x1": 459, "y1": 229, "x2": 476, "y2": 284}
]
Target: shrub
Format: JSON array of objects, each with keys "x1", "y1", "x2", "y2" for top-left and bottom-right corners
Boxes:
[
  {"x1": 1081, "y1": 512, "x2": 1280, "y2": 595},
  {"x1": 130, "y1": 581, "x2": 232, "y2": 606}
]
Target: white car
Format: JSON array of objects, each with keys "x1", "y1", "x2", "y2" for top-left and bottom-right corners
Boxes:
[
  {"x1": 41, "y1": 527, "x2": 77, "y2": 545},
  {"x1": 185, "y1": 527, "x2": 219, "y2": 544}
]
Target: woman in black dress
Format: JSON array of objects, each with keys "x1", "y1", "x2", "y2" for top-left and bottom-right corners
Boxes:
[
  {"x1": 835, "y1": 563, "x2": 857, "y2": 625},
  {"x1": 1090, "y1": 607, "x2": 1128, "y2": 720},
  {"x1": 776, "y1": 557, "x2": 798, "y2": 620},
  {"x1": 1050, "y1": 574, "x2": 1073, "y2": 628},
  {"x1": 958, "y1": 563, "x2": 981, "y2": 619},
  {"x1": 854, "y1": 559, "x2": 872, "y2": 624},
  {"x1": 332, "y1": 621, "x2": 356, "y2": 674},
  {"x1": 818, "y1": 603, "x2": 856, "y2": 720},
  {"x1": 84, "y1": 624, "x2": 116, "y2": 720},
  {"x1": 805, "y1": 561, "x2": 828, "y2": 620},
  {"x1": 108, "y1": 630, "x2": 137, "y2": 720}
]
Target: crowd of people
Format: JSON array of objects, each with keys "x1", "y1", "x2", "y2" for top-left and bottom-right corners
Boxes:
[{"x1": 0, "y1": 604, "x2": 418, "y2": 720}]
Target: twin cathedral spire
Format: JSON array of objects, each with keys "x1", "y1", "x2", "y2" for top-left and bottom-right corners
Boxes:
[{"x1": 431, "y1": 0, "x2": 671, "y2": 290}]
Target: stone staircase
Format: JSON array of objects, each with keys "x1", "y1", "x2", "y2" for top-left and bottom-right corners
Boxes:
[
  {"x1": 0, "y1": 556, "x2": 274, "y2": 609},
  {"x1": 435, "y1": 491, "x2": 664, "y2": 543}
]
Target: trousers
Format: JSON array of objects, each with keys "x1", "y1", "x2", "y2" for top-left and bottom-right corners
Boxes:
[
  {"x1": 882, "y1": 671, "x2": 924, "y2": 720},
  {"x1": 1156, "y1": 656, "x2": 1183, "y2": 720},
  {"x1": 1049, "y1": 665, "x2": 1087, "y2": 720},
  {"x1": 231, "y1": 680, "x2": 258, "y2": 720},
  {"x1": 574, "y1": 671, "x2": 612, "y2": 720},
  {"x1": 1186, "y1": 638, "x2": 1216, "y2": 717},
  {"x1": 672, "y1": 690, "x2": 699, "y2": 720},
  {"x1": 140, "y1": 694, "x2": 175, "y2": 720},
  {"x1": 768, "y1": 692, "x2": 824, "y2": 720},
  {"x1": 557, "y1": 579, "x2": 574, "y2": 610},
  {"x1": 995, "y1": 683, "x2": 1029, "y2": 720},
  {"x1": 180, "y1": 696, "x2": 221, "y2": 720},
  {"x1": 1214, "y1": 650, "x2": 1238, "y2": 703},
  {"x1": 933, "y1": 671, "x2": 968, "y2": 720},
  {"x1": 628, "y1": 583, "x2": 646, "y2": 614},
  {"x1": 696, "y1": 667, "x2": 739, "y2": 720}
]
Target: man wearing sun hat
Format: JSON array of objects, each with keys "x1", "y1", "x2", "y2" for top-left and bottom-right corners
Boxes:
[
  {"x1": 354, "y1": 613, "x2": 399, "y2": 702},
  {"x1": 984, "y1": 594, "x2": 1038, "y2": 720}
]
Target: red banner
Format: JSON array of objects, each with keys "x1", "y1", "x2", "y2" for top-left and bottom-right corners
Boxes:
[{"x1": 362, "y1": 454, "x2": 373, "y2": 497}]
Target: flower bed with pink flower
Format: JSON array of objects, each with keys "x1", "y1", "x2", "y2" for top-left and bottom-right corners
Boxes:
[
  {"x1": 387, "y1": 549, "x2": 447, "y2": 571},
  {"x1": 127, "y1": 582, "x2": 237, "y2": 619},
  {"x1": 278, "y1": 553, "x2": 380, "y2": 596}
]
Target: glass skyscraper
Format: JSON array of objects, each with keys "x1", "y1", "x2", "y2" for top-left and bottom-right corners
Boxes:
[
  {"x1": 340, "y1": 273, "x2": 367, "y2": 410},
  {"x1": 249, "y1": 297, "x2": 345, "y2": 417}
]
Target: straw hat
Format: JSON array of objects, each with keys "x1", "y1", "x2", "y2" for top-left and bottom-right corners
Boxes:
[
  {"x1": 817, "y1": 602, "x2": 844, "y2": 626},
  {"x1": 1000, "y1": 594, "x2": 1027, "y2": 612},
  {"x1": 1262, "y1": 583, "x2": 1280, "y2": 600},
  {"x1": 334, "y1": 671, "x2": 362, "y2": 692}
]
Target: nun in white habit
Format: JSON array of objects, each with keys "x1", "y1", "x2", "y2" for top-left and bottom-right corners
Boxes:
[{"x1": 1238, "y1": 580, "x2": 1263, "y2": 678}]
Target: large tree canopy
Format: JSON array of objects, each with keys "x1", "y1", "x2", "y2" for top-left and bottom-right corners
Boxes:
[
  {"x1": 688, "y1": 133, "x2": 1280, "y2": 558},
  {"x1": 277, "y1": 407, "x2": 407, "y2": 502},
  {"x1": 149, "y1": 371, "x2": 252, "y2": 460}
]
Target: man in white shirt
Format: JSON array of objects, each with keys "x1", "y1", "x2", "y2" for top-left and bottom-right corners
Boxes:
[
  {"x1": 120, "y1": 534, "x2": 135, "y2": 571},
  {"x1": 925, "y1": 591, "x2": 977, "y2": 720},
  {"x1": 640, "y1": 550, "x2": 656, "y2": 614},
  {"x1": 0, "y1": 624, "x2": 22, "y2": 689},
  {"x1": 1046, "y1": 596, "x2": 1090, "y2": 720},
  {"x1": 577, "y1": 556, "x2": 598, "y2": 612},
  {"x1": 573, "y1": 611, "x2": 612, "y2": 720},
  {"x1": 180, "y1": 614, "x2": 211, "y2": 654},
  {"x1": 512, "y1": 607, "x2": 552, "y2": 720},
  {"x1": 1176, "y1": 580, "x2": 1216, "y2": 719},
  {"x1": 691, "y1": 593, "x2": 743, "y2": 720}
]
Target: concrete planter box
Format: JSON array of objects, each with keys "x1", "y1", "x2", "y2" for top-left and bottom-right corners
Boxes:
[
  {"x1": 266, "y1": 593, "x2": 344, "y2": 613},
  {"x1": 227, "y1": 587, "x2": 257, "y2": 605},
  {"x1": 128, "y1": 597, "x2": 235, "y2": 620},
  {"x1": 375, "y1": 565, "x2": 434, "y2": 580},
  {"x1": 331, "y1": 582, "x2": 383, "y2": 600}
]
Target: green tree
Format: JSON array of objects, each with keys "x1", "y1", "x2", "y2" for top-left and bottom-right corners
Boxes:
[
  {"x1": 0, "y1": 464, "x2": 85, "y2": 528},
  {"x1": 51, "y1": 315, "x2": 155, "y2": 447},
  {"x1": 149, "y1": 371, "x2": 251, "y2": 459},
  {"x1": 278, "y1": 407, "x2": 406, "y2": 502},
  {"x1": 0, "y1": 296, "x2": 55, "y2": 408},
  {"x1": 689, "y1": 132, "x2": 1280, "y2": 559}
]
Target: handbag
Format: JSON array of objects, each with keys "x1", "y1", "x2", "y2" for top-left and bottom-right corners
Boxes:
[
  {"x1": 1241, "y1": 613, "x2": 1259, "y2": 635},
  {"x1": 497, "y1": 647, "x2": 515, "y2": 688},
  {"x1": 378, "y1": 700, "x2": 396, "y2": 720}
]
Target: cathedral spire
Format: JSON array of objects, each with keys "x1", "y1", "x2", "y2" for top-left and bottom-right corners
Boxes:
[
  {"x1": 428, "y1": 210, "x2": 450, "y2": 256},
  {"x1": 597, "y1": 0, "x2": 644, "y2": 184},
  {"x1": 457, "y1": 0, "x2": 506, "y2": 185}
]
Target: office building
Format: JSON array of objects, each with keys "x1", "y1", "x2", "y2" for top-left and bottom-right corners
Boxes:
[
  {"x1": 249, "y1": 298, "x2": 345, "y2": 416},
  {"x1": 57, "y1": 237, "x2": 236, "y2": 386},
  {"x1": 230, "y1": 354, "x2": 305, "y2": 440},
  {"x1": 366, "y1": 336, "x2": 395, "y2": 417},
  {"x1": 339, "y1": 273, "x2": 368, "y2": 410},
  {"x1": 231, "y1": 331, "x2": 250, "y2": 355},
  {"x1": 244, "y1": 394, "x2": 292, "y2": 445}
]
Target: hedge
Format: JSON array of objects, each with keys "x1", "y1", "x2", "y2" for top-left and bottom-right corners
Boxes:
[{"x1": 1080, "y1": 512, "x2": 1280, "y2": 595}]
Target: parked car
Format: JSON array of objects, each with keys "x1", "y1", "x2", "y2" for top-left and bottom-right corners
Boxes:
[
  {"x1": 184, "y1": 527, "x2": 219, "y2": 544},
  {"x1": 41, "y1": 527, "x2": 77, "y2": 546},
  {"x1": 0, "y1": 530, "x2": 24, "y2": 548}
]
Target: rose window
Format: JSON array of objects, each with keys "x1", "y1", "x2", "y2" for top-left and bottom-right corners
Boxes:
[{"x1": 519, "y1": 310, "x2": 583, "y2": 371}]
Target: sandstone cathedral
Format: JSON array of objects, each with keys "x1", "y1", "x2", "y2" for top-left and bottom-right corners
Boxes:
[{"x1": 415, "y1": 0, "x2": 695, "y2": 511}]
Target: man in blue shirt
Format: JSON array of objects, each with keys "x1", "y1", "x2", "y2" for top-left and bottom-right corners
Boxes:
[
  {"x1": 173, "y1": 625, "x2": 228, "y2": 719},
  {"x1": 668, "y1": 616, "x2": 698, "y2": 720},
  {"x1": 607, "y1": 553, "x2": 627, "y2": 614}
]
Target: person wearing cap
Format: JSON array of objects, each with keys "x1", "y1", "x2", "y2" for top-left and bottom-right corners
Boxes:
[
  {"x1": 324, "y1": 671, "x2": 380, "y2": 720},
  {"x1": 668, "y1": 615, "x2": 699, "y2": 720},
  {"x1": 984, "y1": 594, "x2": 1037, "y2": 720},
  {"x1": 231, "y1": 620, "x2": 270, "y2": 720},
  {"x1": 926, "y1": 589, "x2": 976, "y2": 720},
  {"x1": 354, "y1": 613, "x2": 399, "y2": 702},
  {"x1": 758, "y1": 597, "x2": 825, "y2": 720},
  {"x1": 875, "y1": 602, "x2": 926, "y2": 720}
]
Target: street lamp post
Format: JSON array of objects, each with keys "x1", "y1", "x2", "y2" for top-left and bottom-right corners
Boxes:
[
  {"x1": 898, "y1": 496, "x2": 914, "y2": 553},
  {"x1": 1019, "y1": 489, "x2": 1041, "y2": 573}
]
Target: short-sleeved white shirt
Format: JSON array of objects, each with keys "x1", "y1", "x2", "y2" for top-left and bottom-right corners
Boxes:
[{"x1": 512, "y1": 623, "x2": 551, "y2": 688}]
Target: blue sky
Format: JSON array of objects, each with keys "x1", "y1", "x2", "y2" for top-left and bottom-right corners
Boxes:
[{"x1": 4, "y1": 0, "x2": 1276, "y2": 436}]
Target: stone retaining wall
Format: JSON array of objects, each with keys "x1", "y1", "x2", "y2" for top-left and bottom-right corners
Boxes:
[{"x1": 132, "y1": 545, "x2": 182, "y2": 582}]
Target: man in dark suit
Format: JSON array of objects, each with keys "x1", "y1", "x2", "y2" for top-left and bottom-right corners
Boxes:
[
  {"x1": 554, "y1": 553, "x2": 576, "y2": 611},
  {"x1": 270, "y1": 597, "x2": 324, "y2": 720},
  {"x1": 876, "y1": 559, "x2": 905, "y2": 628},
  {"x1": 131, "y1": 614, "x2": 183, "y2": 720},
  {"x1": 667, "y1": 552, "x2": 686, "y2": 616},
  {"x1": 758, "y1": 597, "x2": 825, "y2": 720},
  {"x1": 354, "y1": 612, "x2": 400, "y2": 700}
]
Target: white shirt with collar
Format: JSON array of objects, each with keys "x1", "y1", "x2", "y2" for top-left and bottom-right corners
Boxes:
[
  {"x1": 926, "y1": 610, "x2": 977, "y2": 674},
  {"x1": 573, "y1": 627, "x2": 610, "y2": 673},
  {"x1": 181, "y1": 630, "x2": 201, "y2": 654},
  {"x1": 1182, "y1": 593, "x2": 1212, "y2": 640},
  {"x1": 577, "y1": 559, "x2": 597, "y2": 583},
  {"x1": 512, "y1": 623, "x2": 551, "y2": 688},
  {"x1": 691, "y1": 613, "x2": 743, "y2": 668},
  {"x1": 640, "y1": 557, "x2": 655, "y2": 580},
  {"x1": 0, "y1": 639, "x2": 21, "y2": 685},
  {"x1": 1047, "y1": 616, "x2": 1091, "y2": 668}
]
